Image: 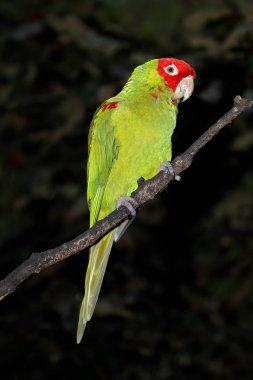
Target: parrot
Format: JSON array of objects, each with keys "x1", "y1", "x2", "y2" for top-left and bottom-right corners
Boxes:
[{"x1": 77, "y1": 57, "x2": 196, "y2": 343}]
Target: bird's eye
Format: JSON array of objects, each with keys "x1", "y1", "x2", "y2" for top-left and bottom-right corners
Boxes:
[{"x1": 164, "y1": 64, "x2": 178, "y2": 76}]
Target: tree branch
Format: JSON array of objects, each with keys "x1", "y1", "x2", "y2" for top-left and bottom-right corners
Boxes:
[{"x1": 0, "y1": 96, "x2": 252, "y2": 302}]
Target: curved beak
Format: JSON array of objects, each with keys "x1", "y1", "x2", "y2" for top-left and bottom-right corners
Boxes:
[{"x1": 173, "y1": 75, "x2": 195, "y2": 102}]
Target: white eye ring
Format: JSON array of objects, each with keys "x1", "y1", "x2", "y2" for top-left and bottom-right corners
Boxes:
[{"x1": 164, "y1": 64, "x2": 178, "y2": 76}]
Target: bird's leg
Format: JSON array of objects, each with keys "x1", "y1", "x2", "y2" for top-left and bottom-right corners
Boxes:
[
  {"x1": 116, "y1": 196, "x2": 138, "y2": 217},
  {"x1": 158, "y1": 161, "x2": 181, "y2": 181}
]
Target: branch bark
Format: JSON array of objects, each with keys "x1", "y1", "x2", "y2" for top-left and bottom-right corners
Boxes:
[{"x1": 0, "y1": 96, "x2": 252, "y2": 302}]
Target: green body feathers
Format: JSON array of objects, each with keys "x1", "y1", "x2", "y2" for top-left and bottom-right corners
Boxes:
[{"x1": 77, "y1": 58, "x2": 195, "y2": 343}]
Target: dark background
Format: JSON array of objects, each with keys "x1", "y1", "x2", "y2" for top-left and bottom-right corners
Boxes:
[{"x1": 1, "y1": 1, "x2": 253, "y2": 379}]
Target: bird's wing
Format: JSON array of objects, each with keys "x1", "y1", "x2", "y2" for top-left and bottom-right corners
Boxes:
[{"x1": 87, "y1": 101, "x2": 119, "y2": 226}]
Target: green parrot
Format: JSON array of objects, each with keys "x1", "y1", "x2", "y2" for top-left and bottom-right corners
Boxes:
[{"x1": 77, "y1": 57, "x2": 196, "y2": 343}]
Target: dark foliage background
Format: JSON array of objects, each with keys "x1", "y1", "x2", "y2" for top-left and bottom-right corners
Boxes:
[{"x1": 0, "y1": 0, "x2": 253, "y2": 379}]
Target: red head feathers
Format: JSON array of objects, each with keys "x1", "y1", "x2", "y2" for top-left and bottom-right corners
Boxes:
[{"x1": 158, "y1": 58, "x2": 196, "y2": 92}]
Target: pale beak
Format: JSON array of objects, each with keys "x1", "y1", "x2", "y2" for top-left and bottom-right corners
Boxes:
[{"x1": 173, "y1": 75, "x2": 194, "y2": 102}]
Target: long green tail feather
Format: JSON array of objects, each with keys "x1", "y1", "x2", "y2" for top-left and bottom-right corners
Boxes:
[{"x1": 77, "y1": 231, "x2": 115, "y2": 343}]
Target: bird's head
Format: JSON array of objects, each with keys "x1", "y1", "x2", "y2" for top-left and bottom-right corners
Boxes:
[{"x1": 157, "y1": 58, "x2": 196, "y2": 102}]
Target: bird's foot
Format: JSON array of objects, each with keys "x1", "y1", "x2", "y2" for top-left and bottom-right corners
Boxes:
[
  {"x1": 117, "y1": 196, "x2": 138, "y2": 217},
  {"x1": 157, "y1": 161, "x2": 181, "y2": 181}
]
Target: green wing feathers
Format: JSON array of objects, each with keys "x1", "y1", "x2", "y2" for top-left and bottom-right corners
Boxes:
[
  {"x1": 77, "y1": 231, "x2": 115, "y2": 343},
  {"x1": 87, "y1": 103, "x2": 118, "y2": 226}
]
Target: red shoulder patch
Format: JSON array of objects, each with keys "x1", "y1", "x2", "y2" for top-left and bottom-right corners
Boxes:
[
  {"x1": 157, "y1": 86, "x2": 163, "y2": 92},
  {"x1": 108, "y1": 101, "x2": 118, "y2": 109},
  {"x1": 101, "y1": 101, "x2": 119, "y2": 112}
]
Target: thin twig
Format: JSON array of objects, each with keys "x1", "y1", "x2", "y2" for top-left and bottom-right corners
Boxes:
[{"x1": 0, "y1": 96, "x2": 252, "y2": 302}]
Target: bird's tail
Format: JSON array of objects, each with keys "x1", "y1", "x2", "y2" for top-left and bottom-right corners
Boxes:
[{"x1": 77, "y1": 231, "x2": 115, "y2": 343}]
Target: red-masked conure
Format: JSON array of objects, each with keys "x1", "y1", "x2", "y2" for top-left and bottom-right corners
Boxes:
[{"x1": 77, "y1": 58, "x2": 196, "y2": 343}]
